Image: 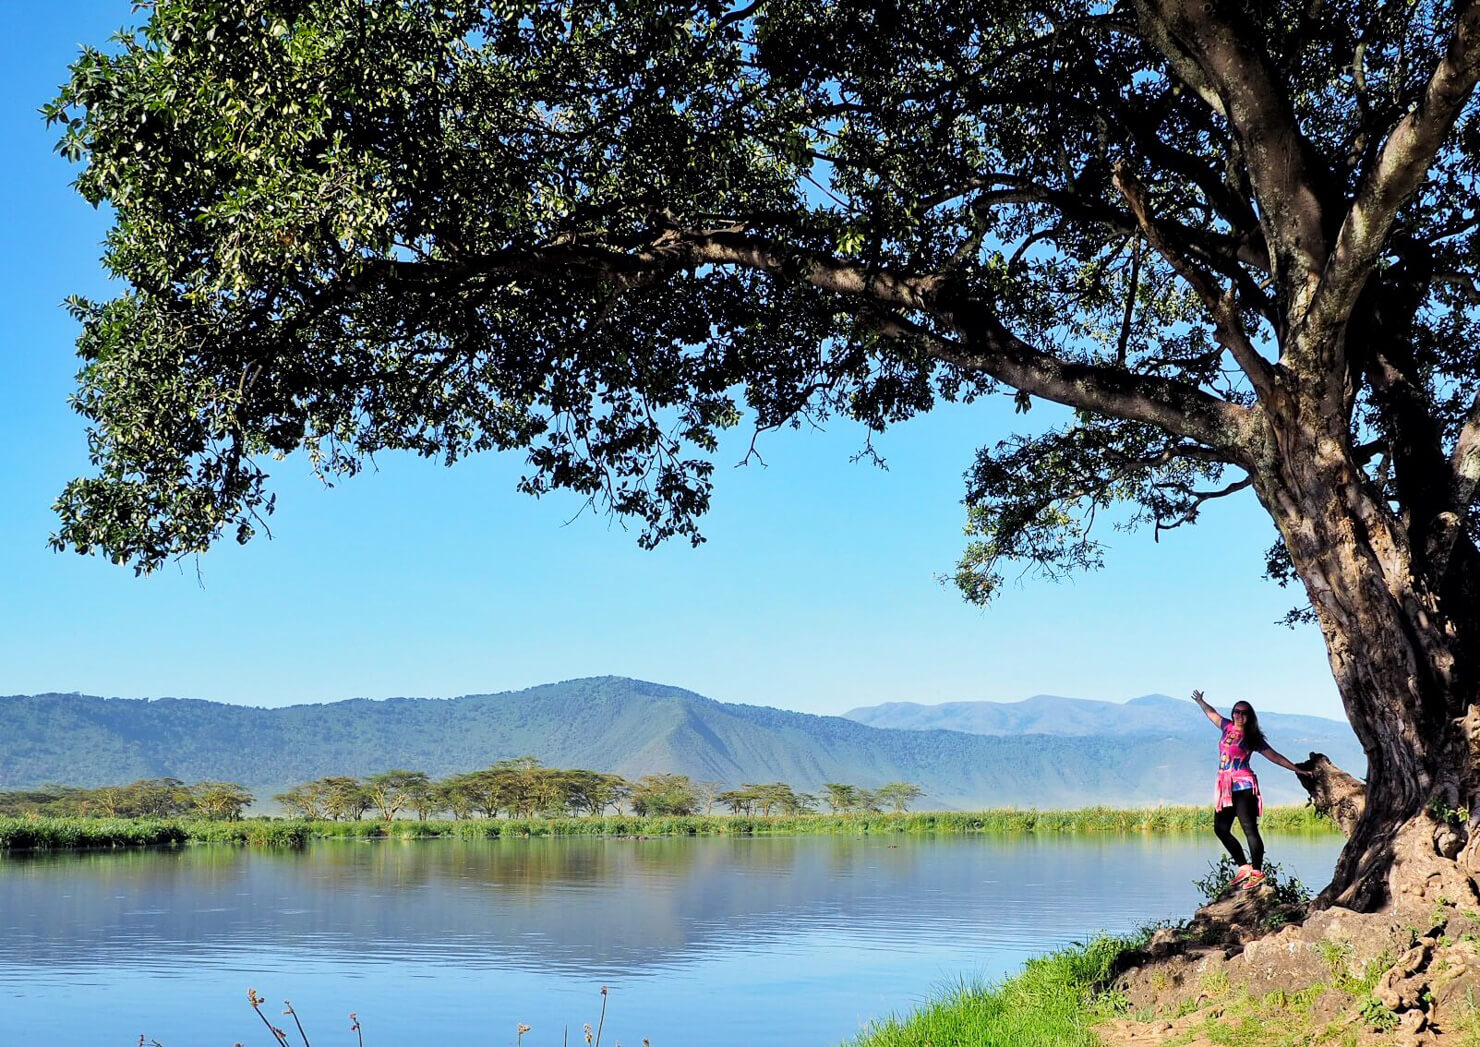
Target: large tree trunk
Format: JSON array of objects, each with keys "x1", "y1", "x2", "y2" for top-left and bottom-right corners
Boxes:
[{"x1": 1253, "y1": 399, "x2": 1480, "y2": 912}]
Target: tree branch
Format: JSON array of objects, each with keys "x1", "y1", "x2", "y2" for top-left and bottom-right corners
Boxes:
[
  {"x1": 1152, "y1": 475, "x2": 1255, "y2": 536},
  {"x1": 1134, "y1": 0, "x2": 1330, "y2": 303},
  {"x1": 367, "y1": 224, "x2": 1254, "y2": 453},
  {"x1": 1116, "y1": 236, "x2": 1142, "y2": 367},
  {"x1": 1433, "y1": 271, "x2": 1480, "y2": 303},
  {"x1": 1435, "y1": 391, "x2": 1480, "y2": 571},
  {"x1": 860, "y1": 301, "x2": 1248, "y2": 450},
  {"x1": 1301, "y1": 0, "x2": 1480, "y2": 350},
  {"x1": 1113, "y1": 162, "x2": 1277, "y2": 399}
]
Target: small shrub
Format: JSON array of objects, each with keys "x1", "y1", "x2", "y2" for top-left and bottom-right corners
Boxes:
[
  {"x1": 1192, "y1": 856, "x2": 1311, "y2": 906},
  {"x1": 1357, "y1": 994, "x2": 1399, "y2": 1031},
  {"x1": 1193, "y1": 856, "x2": 1243, "y2": 903}
]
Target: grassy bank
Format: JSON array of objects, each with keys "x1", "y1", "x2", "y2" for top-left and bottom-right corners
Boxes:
[
  {"x1": 849, "y1": 932, "x2": 1142, "y2": 1047},
  {"x1": 0, "y1": 804, "x2": 1335, "y2": 851},
  {"x1": 337, "y1": 805, "x2": 1335, "y2": 837},
  {"x1": 0, "y1": 817, "x2": 309, "y2": 850}
]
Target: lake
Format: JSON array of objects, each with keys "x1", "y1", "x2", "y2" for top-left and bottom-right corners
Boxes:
[{"x1": 0, "y1": 833, "x2": 1342, "y2": 1045}]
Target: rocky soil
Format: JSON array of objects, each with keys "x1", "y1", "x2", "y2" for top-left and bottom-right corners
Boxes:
[{"x1": 1095, "y1": 842, "x2": 1480, "y2": 1045}]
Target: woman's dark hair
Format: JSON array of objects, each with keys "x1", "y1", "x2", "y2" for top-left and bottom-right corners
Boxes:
[{"x1": 1232, "y1": 701, "x2": 1267, "y2": 752}]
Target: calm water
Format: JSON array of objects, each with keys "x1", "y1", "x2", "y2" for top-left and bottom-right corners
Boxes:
[{"x1": 0, "y1": 833, "x2": 1342, "y2": 1045}]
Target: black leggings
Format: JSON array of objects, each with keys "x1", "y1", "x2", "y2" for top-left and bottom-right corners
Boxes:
[{"x1": 1213, "y1": 790, "x2": 1264, "y2": 870}]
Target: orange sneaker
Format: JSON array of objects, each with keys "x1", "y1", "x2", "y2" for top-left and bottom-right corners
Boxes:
[
  {"x1": 1242, "y1": 869, "x2": 1267, "y2": 890},
  {"x1": 1229, "y1": 864, "x2": 1254, "y2": 886}
]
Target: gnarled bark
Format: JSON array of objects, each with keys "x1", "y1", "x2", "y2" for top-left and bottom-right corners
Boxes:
[
  {"x1": 1248, "y1": 384, "x2": 1480, "y2": 912},
  {"x1": 1296, "y1": 753, "x2": 1367, "y2": 839}
]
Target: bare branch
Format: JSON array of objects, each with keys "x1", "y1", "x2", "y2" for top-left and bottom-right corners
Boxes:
[
  {"x1": 859, "y1": 301, "x2": 1248, "y2": 451},
  {"x1": 1153, "y1": 475, "x2": 1255, "y2": 535},
  {"x1": 1117, "y1": 236, "x2": 1142, "y2": 367}
]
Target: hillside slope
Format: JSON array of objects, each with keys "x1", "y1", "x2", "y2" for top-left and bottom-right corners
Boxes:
[{"x1": 0, "y1": 677, "x2": 1364, "y2": 808}]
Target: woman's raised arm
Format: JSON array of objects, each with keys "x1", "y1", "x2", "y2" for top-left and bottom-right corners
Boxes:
[{"x1": 1191, "y1": 689, "x2": 1225, "y2": 728}]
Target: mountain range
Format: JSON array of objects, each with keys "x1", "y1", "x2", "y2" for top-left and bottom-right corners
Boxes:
[
  {"x1": 0, "y1": 676, "x2": 1366, "y2": 809},
  {"x1": 845, "y1": 692, "x2": 1351, "y2": 740}
]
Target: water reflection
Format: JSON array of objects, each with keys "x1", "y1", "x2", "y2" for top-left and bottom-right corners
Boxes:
[{"x1": 0, "y1": 834, "x2": 1341, "y2": 1045}]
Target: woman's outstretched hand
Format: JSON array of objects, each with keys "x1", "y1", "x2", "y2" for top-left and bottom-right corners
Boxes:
[{"x1": 1191, "y1": 689, "x2": 1205, "y2": 704}]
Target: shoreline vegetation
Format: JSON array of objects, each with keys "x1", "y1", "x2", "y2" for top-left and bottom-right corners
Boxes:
[
  {"x1": 850, "y1": 932, "x2": 1144, "y2": 1047},
  {"x1": 0, "y1": 804, "x2": 1336, "y2": 852}
]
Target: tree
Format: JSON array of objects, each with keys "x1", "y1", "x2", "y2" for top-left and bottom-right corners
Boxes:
[
  {"x1": 692, "y1": 780, "x2": 722, "y2": 816},
  {"x1": 408, "y1": 777, "x2": 443, "y2": 820},
  {"x1": 45, "y1": 0, "x2": 1480, "y2": 908},
  {"x1": 717, "y1": 787, "x2": 758, "y2": 815},
  {"x1": 89, "y1": 785, "x2": 128, "y2": 818},
  {"x1": 822, "y1": 783, "x2": 861, "y2": 814},
  {"x1": 745, "y1": 782, "x2": 810, "y2": 816},
  {"x1": 125, "y1": 778, "x2": 193, "y2": 818},
  {"x1": 365, "y1": 770, "x2": 431, "y2": 821},
  {"x1": 319, "y1": 777, "x2": 371, "y2": 822},
  {"x1": 781, "y1": 789, "x2": 818, "y2": 815},
  {"x1": 629, "y1": 774, "x2": 699, "y2": 816},
  {"x1": 275, "y1": 781, "x2": 327, "y2": 820},
  {"x1": 191, "y1": 781, "x2": 254, "y2": 820},
  {"x1": 854, "y1": 789, "x2": 884, "y2": 814},
  {"x1": 560, "y1": 770, "x2": 631, "y2": 816},
  {"x1": 436, "y1": 777, "x2": 476, "y2": 820},
  {"x1": 873, "y1": 782, "x2": 923, "y2": 814},
  {"x1": 444, "y1": 769, "x2": 506, "y2": 818}
]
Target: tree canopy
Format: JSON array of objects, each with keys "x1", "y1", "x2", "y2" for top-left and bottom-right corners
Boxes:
[
  {"x1": 47, "y1": 0, "x2": 1477, "y2": 587},
  {"x1": 43, "y1": 0, "x2": 1480, "y2": 901}
]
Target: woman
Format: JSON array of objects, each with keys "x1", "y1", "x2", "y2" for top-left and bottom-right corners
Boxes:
[{"x1": 1192, "y1": 689, "x2": 1311, "y2": 889}]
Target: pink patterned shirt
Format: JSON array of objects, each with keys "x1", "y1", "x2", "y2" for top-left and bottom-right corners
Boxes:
[{"x1": 1215, "y1": 717, "x2": 1262, "y2": 813}]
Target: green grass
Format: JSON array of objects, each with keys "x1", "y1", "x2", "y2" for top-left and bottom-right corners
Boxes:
[
  {"x1": 0, "y1": 817, "x2": 309, "y2": 850},
  {"x1": 848, "y1": 933, "x2": 1141, "y2": 1046},
  {"x1": 297, "y1": 805, "x2": 1335, "y2": 838},
  {"x1": 859, "y1": 929, "x2": 1372, "y2": 1047},
  {"x1": 0, "y1": 805, "x2": 1337, "y2": 852}
]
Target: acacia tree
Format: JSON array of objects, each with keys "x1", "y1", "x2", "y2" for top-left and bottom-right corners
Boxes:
[
  {"x1": 275, "y1": 781, "x2": 327, "y2": 819},
  {"x1": 874, "y1": 782, "x2": 923, "y2": 813},
  {"x1": 44, "y1": 0, "x2": 1480, "y2": 908},
  {"x1": 191, "y1": 781, "x2": 254, "y2": 820},
  {"x1": 365, "y1": 770, "x2": 431, "y2": 821},
  {"x1": 319, "y1": 776, "x2": 371, "y2": 821},
  {"x1": 629, "y1": 774, "x2": 700, "y2": 815}
]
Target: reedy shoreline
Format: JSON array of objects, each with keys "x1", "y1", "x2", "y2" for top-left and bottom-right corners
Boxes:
[{"x1": 0, "y1": 804, "x2": 1336, "y2": 851}]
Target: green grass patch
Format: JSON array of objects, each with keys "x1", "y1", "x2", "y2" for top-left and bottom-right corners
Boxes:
[
  {"x1": 0, "y1": 817, "x2": 309, "y2": 850},
  {"x1": 1151, "y1": 983, "x2": 1368, "y2": 1047},
  {"x1": 849, "y1": 933, "x2": 1141, "y2": 1046},
  {"x1": 0, "y1": 805, "x2": 1337, "y2": 853}
]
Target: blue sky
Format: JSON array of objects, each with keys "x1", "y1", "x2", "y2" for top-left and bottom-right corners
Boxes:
[{"x1": 0, "y1": 2, "x2": 1344, "y2": 720}]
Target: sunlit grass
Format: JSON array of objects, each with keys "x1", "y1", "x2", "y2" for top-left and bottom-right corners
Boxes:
[
  {"x1": 0, "y1": 817, "x2": 307, "y2": 849},
  {"x1": 849, "y1": 933, "x2": 1142, "y2": 1047},
  {"x1": 0, "y1": 805, "x2": 1335, "y2": 851}
]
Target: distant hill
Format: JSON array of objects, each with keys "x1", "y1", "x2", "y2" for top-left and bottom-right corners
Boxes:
[
  {"x1": 0, "y1": 677, "x2": 1365, "y2": 809},
  {"x1": 844, "y1": 692, "x2": 1356, "y2": 745}
]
